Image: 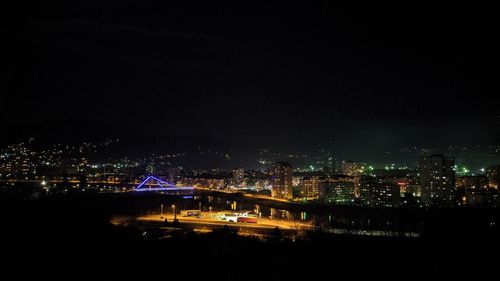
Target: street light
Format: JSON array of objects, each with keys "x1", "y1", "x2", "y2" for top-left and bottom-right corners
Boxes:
[
  {"x1": 172, "y1": 204, "x2": 176, "y2": 220},
  {"x1": 160, "y1": 204, "x2": 164, "y2": 218}
]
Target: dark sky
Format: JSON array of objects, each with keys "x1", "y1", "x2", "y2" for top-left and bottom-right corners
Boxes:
[{"x1": 3, "y1": 1, "x2": 500, "y2": 156}]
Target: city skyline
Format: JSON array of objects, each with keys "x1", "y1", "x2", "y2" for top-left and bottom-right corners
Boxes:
[{"x1": 3, "y1": 2, "x2": 500, "y2": 280}]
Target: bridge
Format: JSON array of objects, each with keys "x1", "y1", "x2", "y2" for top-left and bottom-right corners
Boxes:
[{"x1": 134, "y1": 176, "x2": 194, "y2": 193}]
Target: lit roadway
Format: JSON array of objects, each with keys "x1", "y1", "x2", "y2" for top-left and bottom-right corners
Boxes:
[{"x1": 136, "y1": 212, "x2": 313, "y2": 230}]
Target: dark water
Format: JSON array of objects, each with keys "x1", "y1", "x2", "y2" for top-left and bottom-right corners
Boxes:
[
  {"x1": 1, "y1": 183, "x2": 423, "y2": 236},
  {"x1": 137, "y1": 193, "x2": 422, "y2": 236}
]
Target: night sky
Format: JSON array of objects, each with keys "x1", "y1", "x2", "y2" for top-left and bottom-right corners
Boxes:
[{"x1": 3, "y1": 1, "x2": 499, "y2": 159}]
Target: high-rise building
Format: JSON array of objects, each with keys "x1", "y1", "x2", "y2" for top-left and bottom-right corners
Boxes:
[
  {"x1": 418, "y1": 154, "x2": 455, "y2": 206},
  {"x1": 270, "y1": 162, "x2": 293, "y2": 200},
  {"x1": 299, "y1": 176, "x2": 321, "y2": 199},
  {"x1": 233, "y1": 168, "x2": 245, "y2": 185}
]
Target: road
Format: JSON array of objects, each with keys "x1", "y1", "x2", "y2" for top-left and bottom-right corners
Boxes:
[{"x1": 136, "y1": 212, "x2": 313, "y2": 230}]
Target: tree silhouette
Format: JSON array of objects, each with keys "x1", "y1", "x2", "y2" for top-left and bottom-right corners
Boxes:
[{"x1": 272, "y1": 227, "x2": 282, "y2": 241}]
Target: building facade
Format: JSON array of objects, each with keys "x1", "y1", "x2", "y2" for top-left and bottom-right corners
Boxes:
[
  {"x1": 418, "y1": 154, "x2": 455, "y2": 206},
  {"x1": 299, "y1": 176, "x2": 321, "y2": 199},
  {"x1": 233, "y1": 168, "x2": 245, "y2": 186},
  {"x1": 319, "y1": 180, "x2": 356, "y2": 205},
  {"x1": 359, "y1": 178, "x2": 401, "y2": 208},
  {"x1": 270, "y1": 162, "x2": 293, "y2": 200}
]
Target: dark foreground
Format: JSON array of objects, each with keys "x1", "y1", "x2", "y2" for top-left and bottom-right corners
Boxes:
[{"x1": 1, "y1": 191, "x2": 499, "y2": 281}]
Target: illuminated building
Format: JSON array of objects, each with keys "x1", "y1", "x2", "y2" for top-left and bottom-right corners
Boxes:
[
  {"x1": 319, "y1": 180, "x2": 356, "y2": 205},
  {"x1": 233, "y1": 168, "x2": 245, "y2": 185},
  {"x1": 179, "y1": 177, "x2": 226, "y2": 189},
  {"x1": 0, "y1": 143, "x2": 37, "y2": 179},
  {"x1": 401, "y1": 185, "x2": 422, "y2": 207},
  {"x1": 299, "y1": 176, "x2": 321, "y2": 199},
  {"x1": 418, "y1": 154, "x2": 455, "y2": 206},
  {"x1": 360, "y1": 178, "x2": 401, "y2": 207},
  {"x1": 456, "y1": 175, "x2": 489, "y2": 190},
  {"x1": 463, "y1": 189, "x2": 500, "y2": 207},
  {"x1": 341, "y1": 161, "x2": 364, "y2": 176},
  {"x1": 270, "y1": 162, "x2": 293, "y2": 200},
  {"x1": 487, "y1": 165, "x2": 500, "y2": 188},
  {"x1": 406, "y1": 184, "x2": 422, "y2": 197}
]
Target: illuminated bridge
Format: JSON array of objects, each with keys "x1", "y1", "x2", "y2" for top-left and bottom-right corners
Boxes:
[{"x1": 134, "y1": 176, "x2": 194, "y2": 193}]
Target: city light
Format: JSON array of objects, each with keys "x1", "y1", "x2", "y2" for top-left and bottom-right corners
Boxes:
[{"x1": 2, "y1": 2, "x2": 499, "y2": 279}]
